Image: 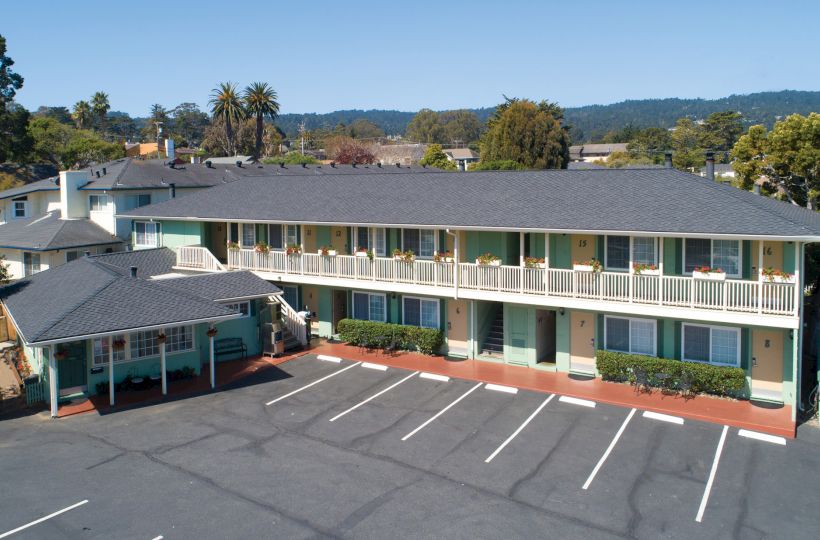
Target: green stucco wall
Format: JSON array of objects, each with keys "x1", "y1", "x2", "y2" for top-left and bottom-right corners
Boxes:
[{"x1": 156, "y1": 220, "x2": 205, "y2": 249}]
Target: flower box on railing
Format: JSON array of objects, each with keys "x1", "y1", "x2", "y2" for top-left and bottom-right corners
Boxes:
[
  {"x1": 634, "y1": 268, "x2": 660, "y2": 276},
  {"x1": 355, "y1": 251, "x2": 368, "y2": 257},
  {"x1": 476, "y1": 258, "x2": 501, "y2": 266},
  {"x1": 693, "y1": 269, "x2": 726, "y2": 281},
  {"x1": 318, "y1": 249, "x2": 337, "y2": 257},
  {"x1": 573, "y1": 264, "x2": 596, "y2": 272},
  {"x1": 760, "y1": 268, "x2": 794, "y2": 284}
]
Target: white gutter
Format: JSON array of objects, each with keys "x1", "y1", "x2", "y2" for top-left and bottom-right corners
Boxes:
[
  {"x1": 113, "y1": 214, "x2": 820, "y2": 243},
  {"x1": 446, "y1": 228, "x2": 459, "y2": 299},
  {"x1": 25, "y1": 313, "x2": 242, "y2": 347}
]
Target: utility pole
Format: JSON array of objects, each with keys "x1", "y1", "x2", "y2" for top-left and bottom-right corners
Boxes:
[
  {"x1": 155, "y1": 121, "x2": 164, "y2": 160},
  {"x1": 299, "y1": 120, "x2": 306, "y2": 155}
]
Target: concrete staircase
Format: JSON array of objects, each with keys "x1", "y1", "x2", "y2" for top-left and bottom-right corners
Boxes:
[{"x1": 480, "y1": 310, "x2": 504, "y2": 357}]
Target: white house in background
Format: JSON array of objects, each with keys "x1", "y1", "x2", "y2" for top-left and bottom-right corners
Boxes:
[
  {"x1": 444, "y1": 148, "x2": 479, "y2": 171},
  {"x1": 569, "y1": 143, "x2": 629, "y2": 163}
]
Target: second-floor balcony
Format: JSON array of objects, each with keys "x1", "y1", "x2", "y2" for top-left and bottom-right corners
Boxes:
[{"x1": 175, "y1": 246, "x2": 799, "y2": 328}]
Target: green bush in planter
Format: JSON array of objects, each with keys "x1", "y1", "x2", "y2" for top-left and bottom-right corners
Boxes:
[
  {"x1": 337, "y1": 318, "x2": 444, "y2": 355},
  {"x1": 596, "y1": 350, "x2": 746, "y2": 397}
]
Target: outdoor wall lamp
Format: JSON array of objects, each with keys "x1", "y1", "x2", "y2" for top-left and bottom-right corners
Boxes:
[{"x1": 559, "y1": 307, "x2": 565, "y2": 316}]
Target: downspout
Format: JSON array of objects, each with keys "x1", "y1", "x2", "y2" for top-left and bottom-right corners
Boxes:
[{"x1": 446, "y1": 229, "x2": 459, "y2": 299}]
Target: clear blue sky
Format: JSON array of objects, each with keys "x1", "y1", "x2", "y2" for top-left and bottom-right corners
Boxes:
[{"x1": 5, "y1": 0, "x2": 819, "y2": 117}]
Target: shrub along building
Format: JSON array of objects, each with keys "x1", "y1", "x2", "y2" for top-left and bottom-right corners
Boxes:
[
  {"x1": 119, "y1": 161, "x2": 820, "y2": 421},
  {"x1": 0, "y1": 248, "x2": 284, "y2": 417}
]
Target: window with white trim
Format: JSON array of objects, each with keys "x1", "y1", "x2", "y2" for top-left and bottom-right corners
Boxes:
[
  {"x1": 225, "y1": 301, "x2": 250, "y2": 318},
  {"x1": 285, "y1": 225, "x2": 299, "y2": 246},
  {"x1": 92, "y1": 335, "x2": 127, "y2": 366},
  {"x1": 12, "y1": 197, "x2": 29, "y2": 218},
  {"x1": 66, "y1": 250, "x2": 80, "y2": 263},
  {"x1": 684, "y1": 238, "x2": 741, "y2": 277},
  {"x1": 130, "y1": 330, "x2": 160, "y2": 359},
  {"x1": 632, "y1": 237, "x2": 657, "y2": 266},
  {"x1": 604, "y1": 316, "x2": 656, "y2": 356},
  {"x1": 682, "y1": 324, "x2": 740, "y2": 366},
  {"x1": 403, "y1": 297, "x2": 440, "y2": 329},
  {"x1": 123, "y1": 194, "x2": 151, "y2": 210},
  {"x1": 89, "y1": 194, "x2": 111, "y2": 211},
  {"x1": 402, "y1": 229, "x2": 436, "y2": 258},
  {"x1": 268, "y1": 224, "x2": 283, "y2": 249},
  {"x1": 165, "y1": 326, "x2": 194, "y2": 353},
  {"x1": 605, "y1": 236, "x2": 630, "y2": 270},
  {"x1": 352, "y1": 292, "x2": 386, "y2": 322},
  {"x1": 23, "y1": 252, "x2": 41, "y2": 277},
  {"x1": 241, "y1": 223, "x2": 256, "y2": 248},
  {"x1": 605, "y1": 236, "x2": 657, "y2": 271},
  {"x1": 135, "y1": 221, "x2": 160, "y2": 247},
  {"x1": 356, "y1": 227, "x2": 386, "y2": 256}
]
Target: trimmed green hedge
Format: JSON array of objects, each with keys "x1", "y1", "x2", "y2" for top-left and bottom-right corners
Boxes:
[
  {"x1": 337, "y1": 318, "x2": 444, "y2": 355},
  {"x1": 596, "y1": 350, "x2": 746, "y2": 397}
]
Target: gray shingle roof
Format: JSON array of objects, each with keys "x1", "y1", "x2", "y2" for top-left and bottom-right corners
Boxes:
[
  {"x1": 0, "y1": 177, "x2": 60, "y2": 200},
  {"x1": 90, "y1": 248, "x2": 177, "y2": 278},
  {"x1": 0, "y1": 211, "x2": 121, "y2": 251},
  {"x1": 121, "y1": 168, "x2": 820, "y2": 239},
  {"x1": 0, "y1": 253, "x2": 278, "y2": 344}
]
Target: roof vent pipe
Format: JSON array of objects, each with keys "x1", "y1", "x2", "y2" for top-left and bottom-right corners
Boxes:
[
  {"x1": 705, "y1": 152, "x2": 715, "y2": 181},
  {"x1": 205, "y1": 160, "x2": 213, "y2": 168},
  {"x1": 102, "y1": 167, "x2": 107, "y2": 175},
  {"x1": 753, "y1": 183, "x2": 761, "y2": 195},
  {"x1": 84, "y1": 251, "x2": 91, "y2": 257},
  {"x1": 169, "y1": 183, "x2": 176, "y2": 198},
  {"x1": 395, "y1": 163, "x2": 401, "y2": 168},
  {"x1": 377, "y1": 162, "x2": 382, "y2": 168},
  {"x1": 95, "y1": 170, "x2": 101, "y2": 178},
  {"x1": 130, "y1": 266, "x2": 138, "y2": 278},
  {"x1": 280, "y1": 162, "x2": 285, "y2": 168},
  {"x1": 330, "y1": 161, "x2": 336, "y2": 168},
  {"x1": 351, "y1": 162, "x2": 356, "y2": 168},
  {"x1": 301, "y1": 163, "x2": 306, "y2": 168},
  {"x1": 664, "y1": 152, "x2": 673, "y2": 169},
  {"x1": 236, "y1": 160, "x2": 242, "y2": 168}
]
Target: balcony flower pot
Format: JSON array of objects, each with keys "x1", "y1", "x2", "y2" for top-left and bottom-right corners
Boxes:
[
  {"x1": 524, "y1": 257, "x2": 545, "y2": 269},
  {"x1": 573, "y1": 259, "x2": 602, "y2": 273},
  {"x1": 434, "y1": 251, "x2": 455, "y2": 264},
  {"x1": 693, "y1": 269, "x2": 726, "y2": 281},
  {"x1": 355, "y1": 251, "x2": 369, "y2": 257},
  {"x1": 632, "y1": 263, "x2": 659, "y2": 276},
  {"x1": 768, "y1": 275, "x2": 795, "y2": 284},
  {"x1": 318, "y1": 248, "x2": 337, "y2": 257},
  {"x1": 636, "y1": 268, "x2": 660, "y2": 276},
  {"x1": 442, "y1": 257, "x2": 455, "y2": 263},
  {"x1": 761, "y1": 268, "x2": 794, "y2": 284},
  {"x1": 476, "y1": 258, "x2": 502, "y2": 266}
]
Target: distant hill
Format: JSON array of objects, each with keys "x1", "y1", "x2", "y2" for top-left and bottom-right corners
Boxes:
[{"x1": 274, "y1": 90, "x2": 819, "y2": 142}]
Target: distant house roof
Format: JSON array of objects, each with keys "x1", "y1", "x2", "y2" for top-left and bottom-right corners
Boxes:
[
  {"x1": 121, "y1": 168, "x2": 820, "y2": 240},
  {"x1": 444, "y1": 148, "x2": 479, "y2": 160},
  {"x1": 567, "y1": 161, "x2": 607, "y2": 170},
  {"x1": 569, "y1": 143, "x2": 629, "y2": 159},
  {"x1": 699, "y1": 163, "x2": 735, "y2": 176},
  {"x1": 373, "y1": 144, "x2": 428, "y2": 165},
  {"x1": 0, "y1": 250, "x2": 280, "y2": 345},
  {"x1": 0, "y1": 211, "x2": 120, "y2": 251},
  {"x1": 0, "y1": 177, "x2": 60, "y2": 200},
  {"x1": 203, "y1": 155, "x2": 254, "y2": 164}
]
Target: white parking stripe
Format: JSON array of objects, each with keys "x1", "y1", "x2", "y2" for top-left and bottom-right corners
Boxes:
[
  {"x1": 696, "y1": 425, "x2": 729, "y2": 523},
  {"x1": 583, "y1": 408, "x2": 636, "y2": 490},
  {"x1": 402, "y1": 382, "x2": 483, "y2": 441},
  {"x1": 419, "y1": 372, "x2": 450, "y2": 382},
  {"x1": 151, "y1": 536, "x2": 164, "y2": 540},
  {"x1": 0, "y1": 500, "x2": 89, "y2": 539},
  {"x1": 265, "y1": 362, "x2": 362, "y2": 406},
  {"x1": 559, "y1": 395, "x2": 596, "y2": 408},
  {"x1": 317, "y1": 355, "x2": 342, "y2": 363},
  {"x1": 485, "y1": 394, "x2": 555, "y2": 463},
  {"x1": 484, "y1": 383, "x2": 518, "y2": 394},
  {"x1": 361, "y1": 362, "x2": 388, "y2": 371},
  {"x1": 642, "y1": 410, "x2": 684, "y2": 425},
  {"x1": 738, "y1": 429, "x2": 787, "y2": 446},
  {"x1": 330, "y1": 371, "x2": 419, "y2": 422}
]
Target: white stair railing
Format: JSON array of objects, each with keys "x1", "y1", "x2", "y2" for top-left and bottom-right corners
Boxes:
[
  {"x1": 176, "y1": 246, "x2": 226, "y2": 272},
  {"x1": 273, "y1": 294, "x2": 308, "y2": 346}
]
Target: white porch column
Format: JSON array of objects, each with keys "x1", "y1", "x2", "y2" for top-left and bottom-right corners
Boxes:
[
  {"x1": 209, "y1": 326, "x2": 216, "y2": 389},
  {"x1": 794, "y1": 242, "x2": 801, "y2": 318},
  {"x1": 757, "y1": 241, "x2": 764, "y2": 314},
  {"x1": 48, "y1": 345, "x2": 58, "y2": 418},
  {"x1": 519, "y1": 232, "x2": 525, "y2": 266},
  {"x1": 469, "y1": 300, "x2": 476, "y2": 359},
  {"x1": 108, "y1": 341, "x2": 115, "y2": 406},
  {"x1": 658, "y1": 237, "x2": 664, "y2": 306},
  {"x1": 544, "y1": 233, "x2": 550, "y2": 295},
  {"x1": 160, "y1": 328, "x2": 167, "y2": 395}
]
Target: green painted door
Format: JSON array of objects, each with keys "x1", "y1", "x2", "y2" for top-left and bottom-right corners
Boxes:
[
  {"x1": 506, "y1": 306, "x2": 530, "y2": 365},
  {"x1": 58, "y1": 341, "x2": 87, "y2": 390}
]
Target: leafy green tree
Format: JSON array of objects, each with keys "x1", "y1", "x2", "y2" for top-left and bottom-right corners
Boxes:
[
  {"x1": 480, "y1": 98, "x2": 570, "y2": 169},
  {"x1": 170, "y1": 103, "x2": 208, "y2": 146},
  {"x1": 470, "y1": 159, "x2": 525, "y2": 171},
  {"x1": 107, "y1": 113, "x2": 138, "y2": 141},
  {"x1": 209, "y1": 82, "x2": 246, "y2": 155},
  {"x1": 346, "y1": 118, "x2": 384, "y2": 139},
  {"x1": 91, "y1": 91, "x2": 110, "y2": 133},
  {"x1": 27, "y1": 116, "x2": 74, "y2": 165},
  {"x1": 419, "y1": 144, "x2": 456, "y2": 170},
  {"x1": 406, "y1": 109, "x2": 446, "y2": 143},
  {"x1": 62, "y1": 130, "x2": 124, "y2": 168},
  {"x1": 0, "y1": 255, "x2": 10, "y2": 285},
  {"x1": 34, "y1": 106, "x2": 72, "y2": 124},
  {"x1": 140, "y1": 104, "x2": 170, "y2": 142},
  {"x1": 0, "y1": 103, "x2": 32, "y2": 162},
  {"x1": 72, "y1": 100, "x2": 92, "y2": 130},
  {"x1": 670, "y1": 118, "x2": 704, "y2": 170},
  {"x1": 440, "y1": 110, "x2": 482, "y2": 145},
  {"x1": 243, "y1": 82, "x2": 280, "y2": 159},
  {"x1": 701, "y1": 111, "x2": 743, "y2": 153},
  {"x1": 0, "y1": 35, "x2": 23, "y2": 113},
  {"x1": 732, "y1": 113, "x2": 819, "y2": 208},
  {"x1": 262, "y1": 152, "x2": 319, "y2": 165}
]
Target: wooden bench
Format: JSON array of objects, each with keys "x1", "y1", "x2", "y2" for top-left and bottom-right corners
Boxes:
[{"x1": 214, "y1": 337, "x2": 247, "y2": 360}]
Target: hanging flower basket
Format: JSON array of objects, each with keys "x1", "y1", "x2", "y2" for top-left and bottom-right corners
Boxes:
[
  {"x1": 112, "y1": 338, "x2": 126, "y2": 351},
  {"x1": 206, "y1": 328, "x2": 218, "y2": 338},
  {"x1": 434, "y1": 251, "x2": 455, "y2": 263},
  {"x1": 254, "y1": 241, "x2": 270, "y2": 254},
  {"x1": 157, "y1": 333, "x2": 167, "y2": 344},
  {"x1": 354, "y1": 249, "x2": 369, "y2": 257},
  {"x1": 54, "y1": 350, "x2": 68, "y2": 361}
]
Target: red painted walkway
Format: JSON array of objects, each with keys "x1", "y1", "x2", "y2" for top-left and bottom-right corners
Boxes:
[
  {"x1": 57, "y1": 340, "x2": 795, "y2": 439},
  {"x1": 311, "y1": 342, "x2": 796, "y2": 439}
]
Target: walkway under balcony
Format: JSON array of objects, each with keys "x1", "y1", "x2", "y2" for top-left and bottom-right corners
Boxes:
[{"x1": 176, "y1": 246, "x2": 800, "y2": 329}]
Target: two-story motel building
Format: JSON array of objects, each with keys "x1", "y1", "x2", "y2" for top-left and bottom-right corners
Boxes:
[{"x1": 119, "y1": 166, "x2": 820, "y2": 417}]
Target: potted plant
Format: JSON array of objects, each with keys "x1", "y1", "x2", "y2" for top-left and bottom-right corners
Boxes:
[
  {"x1": 761, "y1": 267, "x2": 794, "y2": 283},
  {"x1": 476, "y1": 253, "x2": 502, "y2": 266},
  {"x1": 573, "y1": 259, "x2": 602, "y2": 272},
  {"x1": 632, "y1": 263, "x2": 659, "y2": 276},
  {"x1": 206, "y1": 327, "x2": 218, "y2": 338},
  {"x1": 54, "y1": 349, "x2": 68, "y2": 361},
  {"x1": 156, "y1": 332, "x2": 167, "y2": 344},
  {"x1": 227, "y1": 241, "x2": 240, "y2": 250},
  {"x1": 692, "y1": 266, "x2": 726, "y2": 280},
  {"x1": 524, "y1": 256, "x2": 546, "y2": 269},
  {"x1": 318, "y1": 246, "x2": 337, "y2": 257},
  {"x1": 254, "y1": 241, "x2": 270, "y2": 253},
  {"x1": 434, "y1": 250, "x2": 455, "y2": 263},
  {"x1": 355, "y1": 247, "x2": 369, "y2": 257},
  {"x1": 392, "y1": 248, "x2": 404, "y2": 261},
  {"x1": 286, "y1": 243, "x2": 301, "y2": 256}
]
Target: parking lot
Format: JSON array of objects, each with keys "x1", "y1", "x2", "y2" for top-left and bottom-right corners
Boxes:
[{"x1": 1, "y1": 353, "x2": 819, "y2": 539}]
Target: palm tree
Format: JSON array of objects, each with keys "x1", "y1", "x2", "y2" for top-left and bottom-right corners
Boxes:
[
  {"x1": 242, "y1": 82, "x2": 280, "y2": 159},
  {"x1": 209, "y1": 82, "x2": 245, "y2": 155},
  {"x1": 91, "y1": 91, "x2": 110, "y2": 133},
  {"x1": 72, "y1": 100, "x2": 92, "y2": 129}
]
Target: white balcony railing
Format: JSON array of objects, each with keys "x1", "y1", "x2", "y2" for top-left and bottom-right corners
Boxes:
[
  {"x1": 212, "y1": 248, "x2": 797, "y2": 317},
  {"x1": 175, "y1": 246, "x2": 226, "y2": 272}
]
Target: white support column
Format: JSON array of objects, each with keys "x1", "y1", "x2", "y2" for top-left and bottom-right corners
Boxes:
[
  {"x1": 757, "y1": 241, "x2": 764, "y2": 314},
  {"x1": 794, "y1": 242, "x2": 801, "y2": 318},
  {"x1": 470, "y1": 300, "x2": 476, "y2": 360},
  {"x1": 519, "y1": 232, "x2": 525, "y2": 266},
  {"x1": 628, "y1": 237, "x2": 634, "y2": 303},
  {"x1": 48, "y1": 345, "x2": 58, "y2": 418},
  {"x1": 108, "y1": 340, "x2": 115, "y2": 406},
  {"x1": 160, "y1": 328, "x2": 167, "y2": 395},
  {"x1": 544, "y1": 233, "x2": 550, "y2": 295},
  {"x1": 209, "y1": 326, "x2": 216, "y2": 389},
  {"x1": 658, "y1": 237, "x2": 664, "y2": 306}
]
